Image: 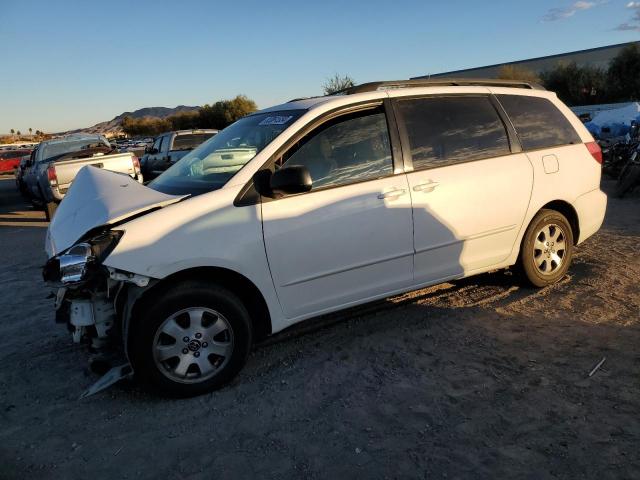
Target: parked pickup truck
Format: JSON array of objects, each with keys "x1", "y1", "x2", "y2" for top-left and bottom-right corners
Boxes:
[
  {"x1": 23, "y1": 134, "x2": 142, "y2": 220},
  {"x1": 140, "y1": 129, "x2": 217, "y2": 181}
]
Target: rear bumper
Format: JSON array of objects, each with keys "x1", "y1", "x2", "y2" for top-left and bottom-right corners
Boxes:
[{"x1": 573, "y1": 189, "x2": 607, "y2": 244}]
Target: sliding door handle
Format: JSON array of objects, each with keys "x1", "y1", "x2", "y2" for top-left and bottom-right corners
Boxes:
[{"x1": 412, "y1": 181, "x2": 440, "y2": 192}]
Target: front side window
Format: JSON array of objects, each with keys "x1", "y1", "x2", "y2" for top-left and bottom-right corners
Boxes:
[
  {"x1": 150, "y1": 110, "x2": 304, "y2": 196},
  {"x1": 396, "y1": 96, "x2": 510, "y2": 170},
  {"x1": 497, "y1": 95, "x2": 581, "y2": 150},
  {"x1": 280, "y1": 108, "x2": 393, "y2": 190}
]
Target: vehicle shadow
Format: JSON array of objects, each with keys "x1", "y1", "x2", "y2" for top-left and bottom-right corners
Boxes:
[{"x1": 0, "y1": 178, "x2": 47, "y2": 228}]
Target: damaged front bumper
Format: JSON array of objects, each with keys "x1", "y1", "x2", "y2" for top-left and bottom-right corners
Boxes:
[{"x1": 43, "y1": 232, "x2": 154, "y2": 395}]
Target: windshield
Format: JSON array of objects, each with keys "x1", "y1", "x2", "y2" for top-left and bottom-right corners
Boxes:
[
  {"x1": 149, "y1": 110, "x2": 304, "y2": 196},
  {"x1": 38, "y1": 137, "x2": 110, "y2": 162}
]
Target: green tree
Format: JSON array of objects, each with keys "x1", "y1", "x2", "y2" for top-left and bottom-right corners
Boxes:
[
  {"x1": 16, "y1": 130, "x2": 21, "y2": 136},
  {"x1": 121, "y1": 116, "x2": 172, "y2": 137},
  {"x1": 607, "y1": 44, "x2": 640, "y2": 102},
  {"x1": 28, "y1": 127, "x2": 32, "y2": 138},
  {"x1": 322, "y1": 74, "x2": 356, "y2": 95},
  {"x1": 540, "y1": 62, "x2": 608, "y2": 106},
  {"x1": 198, "y1": 95, "x2": 258, "y2": 129},
  {"x1": 169, "y1": 111, "x2": 200, "y2": 130},
  {"x1": 10, "y1": 129, "x2": 14, "y2": 137}
]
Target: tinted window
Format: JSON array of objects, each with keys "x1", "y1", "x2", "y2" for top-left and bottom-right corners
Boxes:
[
  {"x1": 497, "y1": 95, "x2": 581, "y2": 150},
  {"x1": 281, "y1": 109, "x2": 393, "y2": 190},
  {"x1": 396, "y1": 96, "x2": 510, "y2": 170},
  {"x1": 172, "y1": 133, "x2": 217, "y2": 151}
]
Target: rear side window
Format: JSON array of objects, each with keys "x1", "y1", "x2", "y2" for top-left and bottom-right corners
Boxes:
[
  {"x1": 395, "y1": 96, "x2": 510, "y2": 170},
  {"x1": 172, "y1": 133, "x2": 216, "y2": 151},
  {"x1": 497, "y1": 95, "x2": 581, "y2": 150}
]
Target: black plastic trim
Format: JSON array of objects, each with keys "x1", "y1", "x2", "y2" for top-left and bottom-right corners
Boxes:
[
  {"x1": 489, "y1": 94, "x2": 523, "y2": 153},
  {"x1": 383, "y1": 98, "x2": 406, "y2": 174}
]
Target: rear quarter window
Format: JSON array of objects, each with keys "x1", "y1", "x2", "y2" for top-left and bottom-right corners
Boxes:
[{"x1": 497, "y1": 95, "x2": 581, "y2": 150}]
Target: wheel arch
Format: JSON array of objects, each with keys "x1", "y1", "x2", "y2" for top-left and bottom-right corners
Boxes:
[
  {"x1": 130, "y1": 266, "x2": 273, "y2": 343},
  {"x1": 539, "y1": 200, "x2": 580, "y2": 242}
]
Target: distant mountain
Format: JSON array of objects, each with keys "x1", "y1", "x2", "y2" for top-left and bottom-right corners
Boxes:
[
  {"x1": 66, "y1": 105, "x2": 201, "y2": 136},
  {"x1": 112, "y1": 105, "x2": 200, "y2": 121}
]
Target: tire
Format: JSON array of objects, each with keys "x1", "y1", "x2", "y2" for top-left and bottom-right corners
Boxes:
[
  {"x1": 614, "y1": 163, "x2": 640, "y2": 198},
  {"x1": 128, "y1": 281, "x2": 253, "y2": 397},
  {"x1": 44, "y1": 202, "x2": 58, "y2": 221},
  {"x1": 518, "y1": 209, "x2": 574, "y2": 288}
]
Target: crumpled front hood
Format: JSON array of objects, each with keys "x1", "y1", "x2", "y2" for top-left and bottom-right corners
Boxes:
[{"x1": 45, "y1": 166, "x2": 186, "y2": 257}]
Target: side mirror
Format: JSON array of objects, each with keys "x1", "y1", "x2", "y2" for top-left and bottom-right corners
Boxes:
[
  {"x1": 270, "y1": 165, "x2": 312, "y2": 196},
  {"x1": 144, "y1": 146, "x2": 150, "y2": 154}
]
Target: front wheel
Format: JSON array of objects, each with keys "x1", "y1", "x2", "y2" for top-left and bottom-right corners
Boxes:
[
  {"x1": 129, "y1": 282, "x2": 253, "y2": 397},
  {"x1": 518, "y1": 209, "x2": 574, "y2": 288}
]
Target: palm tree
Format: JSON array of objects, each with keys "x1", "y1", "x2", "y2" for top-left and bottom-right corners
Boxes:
[
  {"x1": 29, "y1": 128, "x2": 32, "y2": 139},
  {"x1": 10, "y1": 129, "x2": 14, "y2": 138},
  {"x1": 16, "y1": 130, "x2": 21, "y2": 136}
]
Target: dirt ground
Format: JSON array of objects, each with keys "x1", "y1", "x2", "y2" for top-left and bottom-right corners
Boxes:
[{"x1": 0, "y1": 176, "x2": 638, "y2": 479}]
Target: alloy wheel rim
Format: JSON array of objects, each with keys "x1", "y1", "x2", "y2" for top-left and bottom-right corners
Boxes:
[
  {"x1": 532, "y1": 223, "x2": 567, "y2": 275},
  {"x1": 153, "y1": 307, "x2": 234, "y2": 384}
]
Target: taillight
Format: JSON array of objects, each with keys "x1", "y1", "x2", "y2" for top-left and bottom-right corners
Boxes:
[
  {"x1": 585, "y1": 141, "x2": 602, "y2": 164},
  {"x1": 132, "y1": 156, "x2": 141, "y2": 174},
  {"x1": 47, "y1": 165, "x2": 58, "y2": 186}
]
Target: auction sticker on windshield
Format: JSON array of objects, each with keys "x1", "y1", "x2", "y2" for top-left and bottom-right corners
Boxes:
[{"x1": 258, "y1": 115, "x2": 294, "y2": 126}]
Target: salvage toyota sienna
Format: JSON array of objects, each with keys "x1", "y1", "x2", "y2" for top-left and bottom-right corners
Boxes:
[{"x1": 43, "y1": 79, "x2": 607, "y2": 397}]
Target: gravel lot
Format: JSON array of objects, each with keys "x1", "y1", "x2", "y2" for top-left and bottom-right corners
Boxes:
[{"x1": 0, "y1": 176, "x2": 638, "y2": 479}]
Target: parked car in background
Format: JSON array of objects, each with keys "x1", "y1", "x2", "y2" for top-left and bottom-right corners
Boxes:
[
  {"x1": 15, "y1": 151, "x2": 35, "y2": 195},
  {"x1": 23, "y1": 134, "x2": 143, "y2": 220},
  {"x1": 0, "y1": 148, "x2": 32, "y2": 173},
  {"x1": 42, "y1": 79, "x2": 608, "y2": 397},
  {"x1": 141, "y1": 129, "x2": 217, "y2": 181}
]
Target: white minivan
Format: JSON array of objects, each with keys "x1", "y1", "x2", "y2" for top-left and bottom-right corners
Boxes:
[{"x1": 44, "y1": 79, "x2": 607, "y2": 396}]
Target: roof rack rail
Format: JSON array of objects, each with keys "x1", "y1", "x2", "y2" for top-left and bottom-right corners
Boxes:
[{"x1": 336, "y1": 78, "x2": 545, "y2": 95}]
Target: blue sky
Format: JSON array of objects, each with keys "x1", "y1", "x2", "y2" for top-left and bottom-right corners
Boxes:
[{"x1": 1, "y1": 0, "x2": 638, "y2": 133}]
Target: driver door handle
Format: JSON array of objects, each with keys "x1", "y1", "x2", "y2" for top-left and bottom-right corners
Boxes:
[
  {"x1": 412, "y1": 181, "x2": 440, "y2": 192},
  {"x1": 377, "y1": 188, "x2": 407, "y2": 199}
]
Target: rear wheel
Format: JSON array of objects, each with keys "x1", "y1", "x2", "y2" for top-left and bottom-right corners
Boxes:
[
  {"x1": 129, "y1": 281, "x2": 253, "y2": 397},
  {"x1": 518, "y1": 209, "x2": 574, "y2": 287}
]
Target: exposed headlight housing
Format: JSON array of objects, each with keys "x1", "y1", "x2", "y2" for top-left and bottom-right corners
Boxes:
[
  {"x1": 59, "y1": 243, "x2": 93, "y2": 283},
  {"x1": 43, "y1": 231, "x2": 123, "y2": 285}
]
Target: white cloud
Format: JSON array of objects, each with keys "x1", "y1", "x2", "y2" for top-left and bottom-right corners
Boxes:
[
  {"x1": 542, "y1": 1, "x2": 596, "y2": 22},
  {"x1": 615, "y1": 1, "x2": 640, "y2": 31}
]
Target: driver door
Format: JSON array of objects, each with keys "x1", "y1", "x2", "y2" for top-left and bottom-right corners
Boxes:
[{"x1": 261, "y1": 105, "x2": 414, "y2": 319}]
